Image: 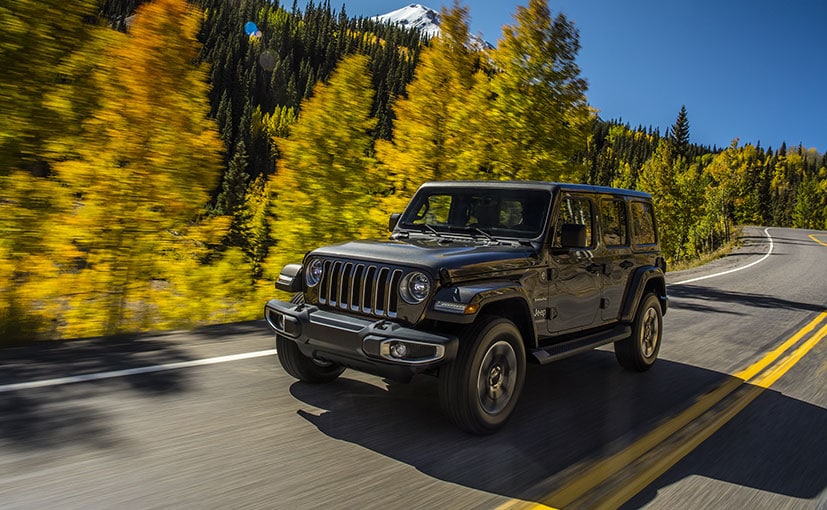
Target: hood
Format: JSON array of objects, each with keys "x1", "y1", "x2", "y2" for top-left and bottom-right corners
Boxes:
[{"x1": 309, "y1": 237, "x2": 540, "y2": 280}]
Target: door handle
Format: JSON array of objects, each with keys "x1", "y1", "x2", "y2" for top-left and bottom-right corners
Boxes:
[
  {"x1": 586, "y1": 263, "x2": 603, "y2": 274},
  {"x1": 620, "y1": 260, "x2": 634, "y2": 269}
]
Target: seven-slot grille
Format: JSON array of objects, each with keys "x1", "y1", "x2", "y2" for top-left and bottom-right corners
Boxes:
[{"x1": 317, "y1": 260, "x2": 404, "y2": 318}]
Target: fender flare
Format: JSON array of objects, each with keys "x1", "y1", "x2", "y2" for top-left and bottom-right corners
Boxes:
[
  {"x1": 620, "y1": 266, "x2": 668, "y2": 322},
  {"x1": 426, "y1": 281, "x2": 538, "y2": 345}
]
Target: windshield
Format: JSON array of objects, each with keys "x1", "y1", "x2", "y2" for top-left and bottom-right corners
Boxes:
[{"x1": 398, "y1": 187, "x2": 551, "y2": 240}]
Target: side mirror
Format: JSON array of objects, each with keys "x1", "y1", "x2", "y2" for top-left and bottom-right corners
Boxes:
[
  {"x1": 388, "y1": 213, "x2": 401, "y2": 232},
  {"x1": 560, "y1": 223, "x2": 588, "y2": 249}
]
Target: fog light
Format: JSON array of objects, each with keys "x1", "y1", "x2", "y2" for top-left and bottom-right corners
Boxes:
[
  {"x1": 274, "y1": 311, "x2": 285, "y2": 331},
  {"x1": 389, "y1": 342, "x2": 408, "y2": 359},
  {"x1": 266, "y1": 309, "x2": 285, "y2": 332}
]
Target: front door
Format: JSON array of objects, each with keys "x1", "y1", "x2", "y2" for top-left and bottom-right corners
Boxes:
[{"x1": 547, "y1": 194, "x2": 602, "y2": 334}]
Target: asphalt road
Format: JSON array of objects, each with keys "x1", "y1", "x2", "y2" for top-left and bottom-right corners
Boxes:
[{"x1": 1, "y1": 226, "x2": 825, "y2": 509}]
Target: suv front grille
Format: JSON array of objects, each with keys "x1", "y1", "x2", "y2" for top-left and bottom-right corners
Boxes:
[{"x1": 318, "y1": 260, "x2": 404, "y2": 319}]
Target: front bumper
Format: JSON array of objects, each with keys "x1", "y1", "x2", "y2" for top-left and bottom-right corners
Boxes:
[{"x1": 264, "y1": 299, "x2": 458, "y2": 382}]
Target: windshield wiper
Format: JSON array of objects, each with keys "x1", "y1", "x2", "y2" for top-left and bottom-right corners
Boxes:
[
  {"x1": 422, "y1": 223, "x2": 442, "y2": 236},
  {"x1": 461, "y1": 226, "x2": 495, "y2": 241}
]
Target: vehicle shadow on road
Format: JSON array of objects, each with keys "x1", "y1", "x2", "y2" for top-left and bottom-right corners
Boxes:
[
  {"x1": 669, "y1": 284, "x2": 825, "y2": 314},
  {"x1": 621, "y1": 385, "x2": 827, "y2": 508},
  {"x1": 0, "y1": 336, "x2": 194, "y2": 450},
  {"x1": 289, "y1": 351, "x2": 826, "y2": 505}
]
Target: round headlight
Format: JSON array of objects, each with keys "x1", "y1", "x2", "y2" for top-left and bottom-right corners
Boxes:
[
  {"x1": 305, "y1": 258, "x2": 324, "y2": 287},
  {"x1": 400, "y1": 271, "x2": 431, "y2": 304}
]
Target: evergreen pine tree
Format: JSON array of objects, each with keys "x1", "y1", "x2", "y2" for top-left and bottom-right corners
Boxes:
[{"x1": 670, "y1": 105, "x2": 690, "y2": 157}]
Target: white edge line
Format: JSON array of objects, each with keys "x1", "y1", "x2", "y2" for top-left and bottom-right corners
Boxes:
[
  {"x1": 0, "y1": 349, "x2": 276, "y2": 393},
  {"x1": 670, "y1": 227, "x2": 773, "y2": 286}
]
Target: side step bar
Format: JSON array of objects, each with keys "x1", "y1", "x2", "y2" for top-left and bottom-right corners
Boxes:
[{"x1": 531, "y1": 325, "x2": 632, "y2": 365}]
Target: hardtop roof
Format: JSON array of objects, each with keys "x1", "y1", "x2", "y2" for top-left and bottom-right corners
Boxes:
[{"x1": 417, "y1": 180, "x2": 652, "y2": 200}]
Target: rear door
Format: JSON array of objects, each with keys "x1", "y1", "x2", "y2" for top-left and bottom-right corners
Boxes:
[{"x1": 597, "y1": 196, "x2": 635, "y2": 321}]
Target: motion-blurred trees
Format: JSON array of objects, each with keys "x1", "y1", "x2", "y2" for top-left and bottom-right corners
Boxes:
[
  {"x1": 270, "y1": 54, "x2": 381, "y2": 267},
  {"x1": 0, "y1": 0, "x2": 107, "y2": 342},
  {"x1": 0, "y1": 0, "x2": 101, "y2": 175},
  {"x1": 375, "y1": 3, "x2": 480, "y2": 214},
  {"x1": 51, "y1": 0, "x2": 233, "y2": 337},
  {"x1": 487, "y1": 0, "x2": 592, "y2": 181},
  {"x1": 197, "y1": 0, "x2": 423, "y2": 260}
]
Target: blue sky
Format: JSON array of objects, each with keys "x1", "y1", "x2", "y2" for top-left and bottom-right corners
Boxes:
[{"x1": 339, "y1": 1, "x2": 826, "y2": 152}]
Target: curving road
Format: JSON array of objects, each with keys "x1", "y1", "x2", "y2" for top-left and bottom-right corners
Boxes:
[{"x1": 1, "y1": 226, "x2": 825, "y2": 509}]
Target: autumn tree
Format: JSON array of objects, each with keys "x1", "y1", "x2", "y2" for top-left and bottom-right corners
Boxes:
[
  {"x1": 487, "y1": 0, "x2": 592, "y2": 181},
  {"x1": 375, "y1": 2, "x2": 480, "y2": 214},
  {"x1": 638, "y1": 140, "x2": 685, "y2": 260},
  {"x1": 53, "y1": 0, "x2": 228, "y2": 336},
  {"x1": 792, "y1": 176, "x2": 821, "y2": 229},
  {"x1": 0, "y1": 0, "x2": 113, "y2": 343},
  {"x1": 0, "y1": 0, "x2": 102, "y2": 175},
  {"x1": 270, "y1": 54, "x2": 380, "y2": 269}
]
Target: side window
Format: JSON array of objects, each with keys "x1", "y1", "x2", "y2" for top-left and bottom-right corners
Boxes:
[
  {"x1": 601, "y1": 198, "x2": 628, "y2": 246},
  {"x1": 554, "y1": 196, "x2": 593, "y2": 247},
  {"x1": 631, "y1": 201, "x2": 657, "y2": 245}
]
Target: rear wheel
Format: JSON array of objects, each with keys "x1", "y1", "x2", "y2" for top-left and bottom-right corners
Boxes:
[
  {"x1": 439, "y1": 316, "x2": 526, "y2": 434},
  {"x1": 615, "y1": 293, "x2": 662, "y2": 371}
]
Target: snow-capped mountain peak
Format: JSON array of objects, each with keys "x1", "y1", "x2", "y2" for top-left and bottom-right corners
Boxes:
[
  {"x1": 374, "y1": 4, "x2": 442, "y2": 39},
  {"x1": 373, "y1": 4, "x2": 494, "y2": 50}
]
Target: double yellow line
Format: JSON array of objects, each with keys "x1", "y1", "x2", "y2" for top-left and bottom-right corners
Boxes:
[{"x1": 501, "y1": 311, "x2": 827, "y2": 510}]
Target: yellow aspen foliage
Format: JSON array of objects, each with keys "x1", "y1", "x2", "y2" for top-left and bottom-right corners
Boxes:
[
  {"x1": 375, "y1": 3, "x2": 479, "y2": 215},
  {"x1": 269, "y1": 54, "x2": 381, "y2": 269},
  {"x1": 488, "y1": 0, "x2": 592, "y2": 181},
  {"x1": 0, "y1": 0, "x2": 100, "y2": 173},
  {"x1": 51, "y1": 0, "x2": 230, "y2": 337},
  {"x1": 0, "y1": 171, "x2": 79, "y2": 342}
]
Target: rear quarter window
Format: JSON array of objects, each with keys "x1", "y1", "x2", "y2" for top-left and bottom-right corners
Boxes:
[
  {"x1": 601, "y1": 198, "x2": 628, "y2": 247},
  {"x1": 631, "y1": 201, "x2": 657, "y2": 246}
]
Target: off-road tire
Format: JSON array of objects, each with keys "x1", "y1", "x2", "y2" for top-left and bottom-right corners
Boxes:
[
  {"x1": 275, "y1": 292, "x2": 345, "y2": 383},
  {"x1": 276, "y1": 335, "x2": 345, "y2": 383},
  {"x1": 439, "y1": 315, "x2": 526, "y2": 435},
  {"x1": 615, "y1": 293, "x2": 662, "y2": 371}
]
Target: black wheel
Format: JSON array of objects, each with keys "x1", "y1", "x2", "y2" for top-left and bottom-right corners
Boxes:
[
  {"x1": 439, "y1": 316, "x2": 526, "y2": 434},
  {"x1": 276, "y1": 335, "x2": 345, "y2": 383},
  {"x1": 276, "y1": 292, "x2": 344, "y2": 383},
  {"x1": 615, "y1": 293, "x2": 662, "y2": 371}
]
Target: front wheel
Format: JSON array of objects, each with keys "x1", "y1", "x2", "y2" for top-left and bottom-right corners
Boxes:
[
  {"x1": 276, "y1": 335, "x2": 345, "y2": 383},
  {"x1": 439, "y1": 316, "x2": 526, "y2": 434},
  {"x1": 615, "y1": 293, "x2": 662, "y2": 371}
]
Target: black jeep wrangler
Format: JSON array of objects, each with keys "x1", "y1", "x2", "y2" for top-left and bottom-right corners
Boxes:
[{"x1": 265, "y1": 181, "x2": 668, "y2": 434}]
